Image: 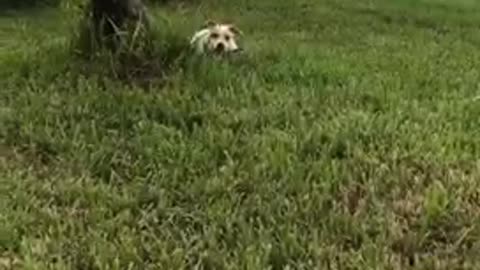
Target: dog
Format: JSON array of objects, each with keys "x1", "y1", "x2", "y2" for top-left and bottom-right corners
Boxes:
[{"x1": 190, "y1": 20, "x2": 243, "y2": 55}]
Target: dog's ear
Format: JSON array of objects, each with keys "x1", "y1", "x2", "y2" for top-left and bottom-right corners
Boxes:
[
  {"x1": 228, "y1": 24, "x2": 243, "y2": 36},
  {"x1": 203, "y1": 19, "x2": 216, "y2": 28}
]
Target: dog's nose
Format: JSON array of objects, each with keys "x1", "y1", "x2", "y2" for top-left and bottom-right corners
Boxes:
[{"x1": 215, "y1": 43, "x2": 225, "y2": 52}]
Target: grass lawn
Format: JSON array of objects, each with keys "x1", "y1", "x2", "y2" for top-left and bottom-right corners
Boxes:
[{"x1": 1, "y1": 0, "x2": 480, "y2": 269}]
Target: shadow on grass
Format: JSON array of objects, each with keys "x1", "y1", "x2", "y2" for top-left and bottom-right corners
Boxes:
[
  {"x1": 328, "y1": 1, "x2": 480, "y2": 31},
  {"x1": 0, "y1": 0, "x2": 58, "y2": 16}
]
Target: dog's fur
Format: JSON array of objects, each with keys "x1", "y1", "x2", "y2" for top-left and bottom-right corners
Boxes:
[{"x1": 190, "y1": 20, "x2": 242, "y2": 55}]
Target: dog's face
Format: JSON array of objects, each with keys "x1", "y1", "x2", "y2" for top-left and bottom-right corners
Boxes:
[{"x1": 203, "y1": 21, "x2": 242, "y2": 54}]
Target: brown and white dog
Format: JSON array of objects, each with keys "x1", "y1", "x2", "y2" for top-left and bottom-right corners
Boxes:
[{"x1": 190, "y1": 20, "x2": 243, "y2": 55}]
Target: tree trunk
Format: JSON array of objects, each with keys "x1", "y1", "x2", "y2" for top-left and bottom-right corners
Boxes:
[{"x1": 89, "y1": 0, "x2": 148, "y2": 49}]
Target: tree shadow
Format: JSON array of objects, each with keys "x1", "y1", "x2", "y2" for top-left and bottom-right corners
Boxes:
[{"x1": 0, "y1": 0, "x2": 57, "y2": 16}]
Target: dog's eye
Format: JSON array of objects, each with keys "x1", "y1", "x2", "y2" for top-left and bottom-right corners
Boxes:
[
  {"x1": 211, "y1": 33, "x2": 219, "y2": 39},
  {"x1": 225, "y1": 35, "x2": 231, "y2": 41}
]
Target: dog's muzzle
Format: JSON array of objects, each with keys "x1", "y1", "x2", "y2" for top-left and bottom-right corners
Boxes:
[{"x1": 215, "y1": 43, "x2": 225, "y2": 52}]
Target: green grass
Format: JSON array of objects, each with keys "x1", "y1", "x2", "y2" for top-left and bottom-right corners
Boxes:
[{"x1": 1, "y1": 0, "x2": 480, "y2": 269}]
